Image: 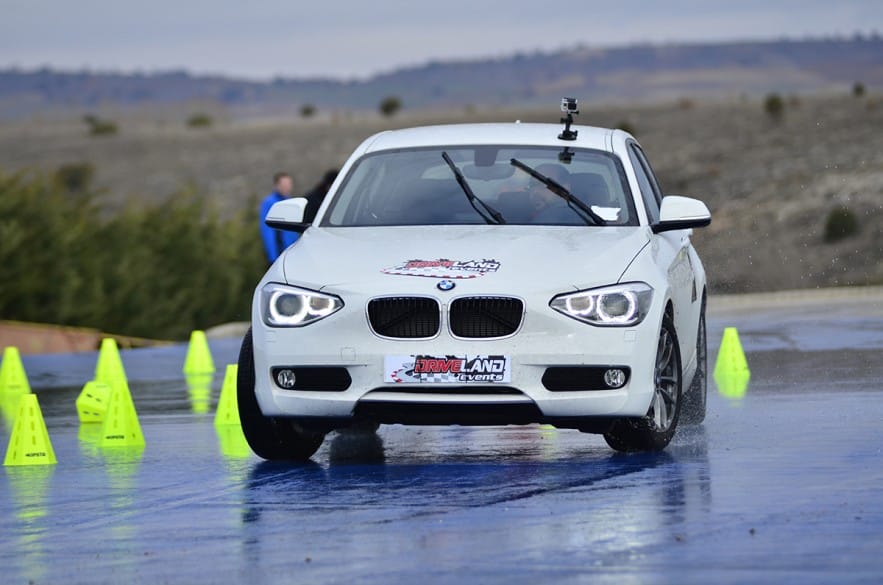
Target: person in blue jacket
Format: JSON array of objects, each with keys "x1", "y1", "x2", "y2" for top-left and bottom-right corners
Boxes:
[{"x1": 259, "y1": 172, "x2": 299, "y2": 264}]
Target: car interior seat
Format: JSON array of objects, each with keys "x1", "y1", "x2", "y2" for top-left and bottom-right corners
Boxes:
[
  {"x1": 494, "y1": 191, "x2": 535, "y2": 223},
  {"x1": 569, "y1": 173, "x2": 612, "y2": 208},
  {"x1": 386, "y1": 178, "x2": 468, "y2": 224}
]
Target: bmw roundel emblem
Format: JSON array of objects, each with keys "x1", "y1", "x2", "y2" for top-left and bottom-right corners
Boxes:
[{"x1": 437, "y1": 280, "x2": 455, "y2": 291}]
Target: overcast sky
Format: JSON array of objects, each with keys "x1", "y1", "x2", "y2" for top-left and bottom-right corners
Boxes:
[{"x1": 2, "y1": 0, "x2": 880, "y2": 80}]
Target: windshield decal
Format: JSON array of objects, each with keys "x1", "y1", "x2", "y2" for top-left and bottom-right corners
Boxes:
[{"x1": 382, "y1": 258, "x2": 500, "y2": 279}]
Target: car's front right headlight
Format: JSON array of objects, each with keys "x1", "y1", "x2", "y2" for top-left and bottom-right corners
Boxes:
[
  {"x1": 550, "y1": 282, "x2": 653, "y2": 327},
  {"x1": 261, "y1": 283, "x2": 343, "y2": 327}
]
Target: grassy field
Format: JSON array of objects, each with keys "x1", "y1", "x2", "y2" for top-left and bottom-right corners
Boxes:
[{"x1": 2, "y1": 92, "x2": 882, "y2": 300}]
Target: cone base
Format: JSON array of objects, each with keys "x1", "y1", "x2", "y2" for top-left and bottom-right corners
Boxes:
[
  {"x1": 99, "y1": 383, "x2": 145, "y2": 449},
  {"x1": 3, "y1": 394, "x2": 57, "y2": 466},
  {"x1": 214, "y1": 364, "x2": 240, "y2": 427}
]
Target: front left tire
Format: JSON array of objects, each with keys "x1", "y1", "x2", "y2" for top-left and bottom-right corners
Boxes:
[
  {"x1": 604, "y1": 311, "x2": 683, "y2": 452},
  {"x1": 237, "y1": 328, "x2": 326, "y2": 461}
]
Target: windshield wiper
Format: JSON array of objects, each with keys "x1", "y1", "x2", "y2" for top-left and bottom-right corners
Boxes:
[
  {"x1": 509, "y1": 158, "x2": 606, "y2": 226},
  {"x1": 441, "y1": 152, "x2": 505, "y2": 225}
]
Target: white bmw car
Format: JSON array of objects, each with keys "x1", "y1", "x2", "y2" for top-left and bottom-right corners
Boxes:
[{"x1": 238, "y1": 101, "x2": 711, "y2": 460}]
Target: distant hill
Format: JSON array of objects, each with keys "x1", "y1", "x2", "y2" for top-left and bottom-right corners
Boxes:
[{"x1": 1, "y1": 37, "x2": 881, "y2": 118}]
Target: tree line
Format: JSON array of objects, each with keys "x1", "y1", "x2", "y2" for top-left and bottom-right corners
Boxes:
[{"x1": 0, "y1": 170, "x2": 266, "y2": 340}]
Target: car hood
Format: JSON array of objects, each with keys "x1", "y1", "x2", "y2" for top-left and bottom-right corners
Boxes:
[{"x1": 281, "y1": 226, "x2": 650, "y2": 295}]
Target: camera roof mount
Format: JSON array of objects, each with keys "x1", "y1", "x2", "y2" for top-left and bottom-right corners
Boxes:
[
  {"x1": 558, "y1": 97, "x2": 579, "y2": 141},
  {"x1": 558, "y1": 147, "x2": 574, "y2": 164}
]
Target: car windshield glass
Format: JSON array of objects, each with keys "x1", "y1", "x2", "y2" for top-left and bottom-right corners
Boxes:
[{"x1": 322, "y1": 146, "x2": 637, "y2": 227}]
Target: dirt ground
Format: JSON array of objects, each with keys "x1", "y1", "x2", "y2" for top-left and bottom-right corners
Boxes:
[{"x1": 1, "y1": 93, "x2": 881, "y2": 293}]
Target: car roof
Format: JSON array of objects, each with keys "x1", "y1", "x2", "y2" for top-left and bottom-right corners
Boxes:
[{"x1": 362, "y1": 123, "x2": 616, "y2": 153}]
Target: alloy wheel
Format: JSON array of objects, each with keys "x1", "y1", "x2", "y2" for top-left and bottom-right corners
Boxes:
[{"x1": 651, "y1": 325, "x2": 680, "y2": 431}]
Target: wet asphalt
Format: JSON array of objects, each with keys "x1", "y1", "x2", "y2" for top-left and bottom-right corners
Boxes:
[{"x1": 2, "y1": 295, "x2": 883, "y2": 584}]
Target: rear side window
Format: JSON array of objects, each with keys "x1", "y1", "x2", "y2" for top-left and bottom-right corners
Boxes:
[{"x1": 628, "y1": 143, "x2": 661, "y2": 224}]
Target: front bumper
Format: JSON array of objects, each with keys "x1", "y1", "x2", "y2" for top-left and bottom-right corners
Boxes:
[{"x1": 251, "y1": 289, "x2": 664, "y2": 428}]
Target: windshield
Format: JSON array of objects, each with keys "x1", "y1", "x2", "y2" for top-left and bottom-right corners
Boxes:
[{"x1": 322, "y1": 146, "x2": 637, "y2": 227}]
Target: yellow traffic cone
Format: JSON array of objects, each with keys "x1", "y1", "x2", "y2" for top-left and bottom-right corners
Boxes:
[
  {"x1": 216, "y1": 423, "x2": 251, "y2": 459},
  {"x1": 713, "y1": 327, "x2": 750, "y2": 377},
  {"x1": 0, "y1": 393, "x2": 19, "y2": 427},
  {"x1": 76, "y1": 381, "x2": 113, "y2": 423},
  {"x1": 183, "y1": 331, "x2": 215, "y2": 375},
  {"x1": 4, "y1": 393, "x2": 57, "y2": 466},
  {"x1": 0, "y1": 346, "x2": 32, "y2": 394},
  {"x1": 100, "y1": 381, "x2": 145, "y2": 448},
  {"x1": 715, "y1": 370, "x2": 750, "y2": 399},
  {"x1": 713, "y1": 327, "x2": 751, "y2": 399},
  {"x1": 95, "y1": 338, "x2": 128, "y2": 388},
  {"x1": 214, "y1": 364, "x2": 239, "y2": 426}
]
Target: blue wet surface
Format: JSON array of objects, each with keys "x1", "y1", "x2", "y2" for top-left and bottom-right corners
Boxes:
[{"x1": 2, "y1": 299, "x2": 883, "y2": 584}]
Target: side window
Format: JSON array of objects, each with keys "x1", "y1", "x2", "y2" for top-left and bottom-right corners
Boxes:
[
  {"x1": 632, "y1": 145, "x2": 663, "y2": 205},
  {"x1": 628, "y1": 144, "x2": 660, "y2": 224}
]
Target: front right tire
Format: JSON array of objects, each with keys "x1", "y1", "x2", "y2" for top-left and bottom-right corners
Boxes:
[
  {"x1": 681, "y1": 296, "x2": 707, "y2": 425},
  {"x1": 237, "y1": 328, "x2": 325, "y2": 461}
]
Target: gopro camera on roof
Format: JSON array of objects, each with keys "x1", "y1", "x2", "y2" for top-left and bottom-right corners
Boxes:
[
  {"x1": 558, "y1": 97, "x2": 579, "y2": 141},
  {"x1": 561, "y1": 97, "x2": 579, "y2": 114}
]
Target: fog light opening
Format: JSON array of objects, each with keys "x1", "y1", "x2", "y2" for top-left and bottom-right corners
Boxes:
[
  {"x1": 603, "y1": 368, "x2": 626, "y2": 389},
  {"x1": 276, "y1": 369, "x2": 297, "y2": 389}
]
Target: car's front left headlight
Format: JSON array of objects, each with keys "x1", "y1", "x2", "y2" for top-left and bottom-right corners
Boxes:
[
  {"x1": 261, "y1": 283, "x2": 343, "y2": 327},
  {"x1": 550, "y1": 282, "x2": 653, "y2": 327}
]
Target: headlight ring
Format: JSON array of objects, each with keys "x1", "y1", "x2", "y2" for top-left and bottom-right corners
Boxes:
[
  {"x1": 550, "y1": 283, "x2": 653, "y2": 327},
  {"x1": 262, "y1": 283, "x2": 343, "y2": 327}
]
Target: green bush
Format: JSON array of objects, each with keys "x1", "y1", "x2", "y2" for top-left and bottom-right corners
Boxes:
[
  {"x1": 53, "y1": 162, "x2": 95, "y2": 192},
  {"x1": 187, "y1": 113, "x2": 213, "y2": 128},
  {"x1": 379, "y1": 96, "x2": 402, "y2": 117},
  {"x1": 300, "y1": 104, "x2": 316, "y2": 118},
  {"x1": 83, "y1": 114, "x2": 118, "y2": 136},
  {"x1": 853, "y1": 82, "x2": 866, "y2": 98},
  {"x1": 823, "y1": 205, "x2": 859, "y2": 243},
  {"x1": 0, "y1": 171, "x2": 266, "y2": 340},
  {"x1": 764, "y1": 93, "x2": 784, "y2": 121}
]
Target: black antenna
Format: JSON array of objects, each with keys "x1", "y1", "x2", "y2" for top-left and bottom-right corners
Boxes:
[{"x1": 558, "y1": 97, "x2": 579, "y2": 141}]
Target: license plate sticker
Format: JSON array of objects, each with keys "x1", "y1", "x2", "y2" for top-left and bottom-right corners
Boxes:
[{"x1": 384, "y1": 355, "x2": 511, "y2": 384}]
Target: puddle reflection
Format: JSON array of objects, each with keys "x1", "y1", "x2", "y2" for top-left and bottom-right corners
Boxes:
[
  {"x1": 236, "y1": 424, "x2": 712, "y2": 570},
  {"x1": 186, "y1": 374, "x2": 214, "y2": 415},
  {"x1": 5, "y1": 466, "x2": 53, "y2": 583}
]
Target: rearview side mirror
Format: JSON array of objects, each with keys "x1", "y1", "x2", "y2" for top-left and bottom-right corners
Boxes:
[
  {"x1": 265, "y1": 198, "x2": 309, "y2": 233},
  {"x1": 652, "y1": 196, "x2": 711, "y2": 234}
]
